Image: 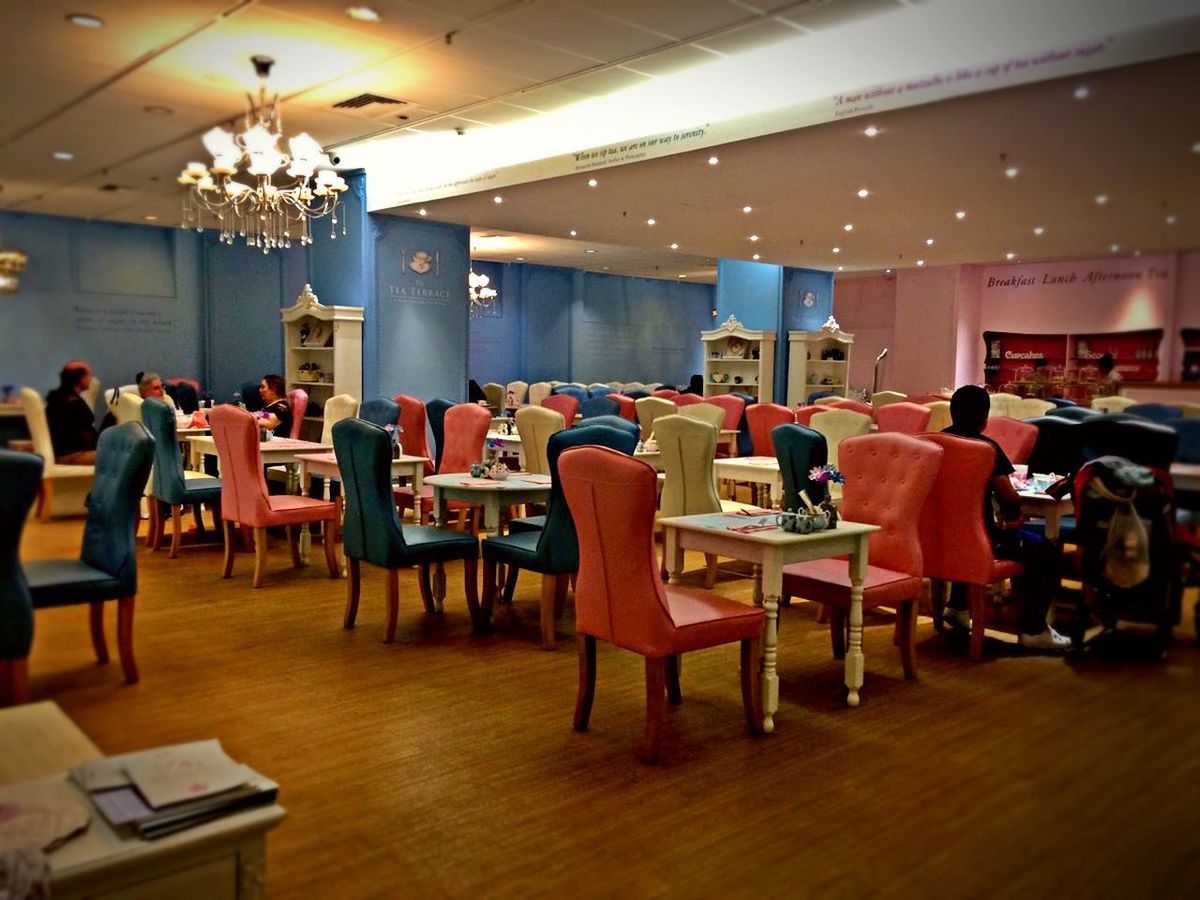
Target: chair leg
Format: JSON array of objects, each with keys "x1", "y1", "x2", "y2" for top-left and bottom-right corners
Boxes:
[
  {"x1": 659, "y1": 539, "x2": 669, "y2": 583},
  {"x1": 539, "y1": 574, "x2": 557, "y2": 650},
  {"x1": 968, "y1": 584, "x2": 987, "y2": 661},
  {"x1": 146, "y1": 500, "x2": 159, "y2": 550},
  {"x1": 384, "y1": 568, "x2": 399, "y2": 643},
  {"x1": 930, "y1": 579, "x2": 947, "y2": 633},
  {"x1": 502, "y1": 565, "x2": 519, "y2": 604},
  {"x1": 666, "y1": 655, "x2": 682, "y2": 705},
  {"x1": 222, "y1": 520, "x2": 237, "y2": 578},
  {"x1": 463, "y1": 556, "x2": 481, "y2": 630},
  {"x1": 344, "y1": 557, "x2": 361, "y2": 629},
  {"x1": 252, "y1": 527, "x2": 268, "y2": 588},
  {"x1": 0, "y1": 657, "x2": 29, "y2": 707},
  {"x1": 741, "y1": 638, "x2": 763, "y2": 735},
  {"x1": 117, "y1": 596, "x2": 138, "y2": 684},
  {"x1": 287, "y1": 526, "x2": 302, "y2": 568},
  {"x1": 898, "y1": 599, "x2": 918, "y2": 679},
  {"x1": 479, "y1": 558, "x2": 497, "y2": 629},
  {"x1": 417, "y1": 564, "x2": 436, "y2": 614},
  {"x1": 640, "y1": 657, "x2": 667, "y2": 764},
  {"x1": 169, "y1": 505, "x2": 183, "y2": 559},
  {"x1": 553, "y1": 574, "x2": 569, "y2": 620},
  {"x1": 322, "y1": 519, "x2": 339, "y2": 577},
  {"x1": 817, "y1": 604, "x2": 830, "y2": 624},
  {"x1": 573, "y1": 634, "x2": 597, "y2": 731},
  {"x1": 703, "y1": 553, "x2": 718, "y2": 589},
  {"x1": 40, "y1": 481, "x2": 53, "y2": 522},
  {"x1": 89, "y1": 601, "x2": 109, "y2": 664},
  {"x1": 830, "y1": 606, "x2": 846, "y2": 659}
]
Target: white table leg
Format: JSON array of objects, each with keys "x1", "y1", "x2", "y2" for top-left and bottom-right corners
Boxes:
[
  {"x1": 483, "y1": 496, "x2": 501, "y2": 536},
  {"x1": 845, "y1": 535, "x2": 868, "y2": 707},
  {"x1": 760, "y1": 553, "x2": 782, "y2": 733},
  {"x1": 664, "y1": 527, "x2": 684, "y2": 583},
  {"x1": 296, "y1": 464, "x2": 311, "y2": 564},
  {"x1": 432, "y1": 486, "x2": 446, "y2": 528}
]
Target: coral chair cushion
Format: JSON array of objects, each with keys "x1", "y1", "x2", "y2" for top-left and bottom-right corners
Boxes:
[
  {"x1": 746, "y1": 403, "x2": 794, "y2": 456},
  {"x1": 875, "y1": 402, "x2": 932, "y2": 435},
  {"x1": 783, "y1": 559, "x2": 924, "y2": 610},
  {"x1": 652, "y1": 389, "x2": 680, "y2": 400},
  {"x1": 663, "y1": 586, "x2": 764, "y2": 654}
]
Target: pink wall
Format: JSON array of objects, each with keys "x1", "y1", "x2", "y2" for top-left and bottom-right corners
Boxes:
[
  {"x1": 890, "y1": 266, "x2": 961, "y2": 395},
  {"x1": 955, "y1": 265, "x2": 983, "y2": 387},
  {"x1": 830, "y1": 273, "x2": 895, "y2": 391}
]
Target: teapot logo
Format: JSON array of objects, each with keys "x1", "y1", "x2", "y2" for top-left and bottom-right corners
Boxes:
[{"x1": 409, "y1": 250, "x2": 434, "y2": 275}]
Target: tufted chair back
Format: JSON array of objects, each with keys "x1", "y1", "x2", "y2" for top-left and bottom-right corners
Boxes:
[
  {"x1": 875, "y1": 401, "x2": 932, "y2": 435},
  {"x1": 840, "y1": 434, "x2": 943, "y2": 576},
  {"x1": 286, "y1": 388, "x2": 308, "y2": 438},
  {"x1": 809, "y1": 409, "x2": 872, "y2": 468},
  {"x1": 746, "y1": 403, "x2": 794, "y2": 456},
  {"x1": 827, "y1": 398, "x2": 873, "y2": 417},
  {"x1": 210, "y1": 405, "x2": 274, "y2": 526},
  {"x1": 606, "y1": 393, "x2": 637, "y2": 421},
  {"x1": 677, "y1": 402, "x2": 726, "y2": 434},
  {"x1": 924, "y1": 401, "x2": 953, "y2": 432},
  {"x1": 635, "y1": 396, "x2": 677, "y2": 441},
  {"x1": 917, "y1": 434, "x2": 997, "y2": 585},
  {"x1": 515, "y1": 405, "x2": 565, "y2": 475},
  {"x1": 394, "y1": 395, "x2": 434, "y2": 476},
  {"x1": 656, "y1": 414, "x2": 720, "y2": 519},
  {"x1": 80, "y1": 422, "x2": 154, "y2": 594},
  {"x1": 320, "y1": 394, "x2": 360, "y2": 445},
  {"x1": 541, "y1": 392, "x2": 580, "y2": 425},
  {"x1": 527, "y1": 382, "x2": 552, "y2": 407},
  {"x1": 506, "y1": 380, "x2": 528, "y2": 406},
  {"x1": 982, "y1": 416, "x2": 1038, "y2": 465},
  {"x1": 1, "y1": 450, "x2": 43, "y2": 662},
  {"x1": 441, "y1": 403, "x2": 492, "y2": 474},
  {"x1": 673, "y1": 393, "x2": 705, "y2": 407},
  {"x1": 425, "y1": 398, "x2": 455, "y2": 472},
  {"x1": 772, "y1": 423, "x2": 829, "y2": 511},
  {"x1": 559, "y1": 447, "x2": 677, "y2": 656}
]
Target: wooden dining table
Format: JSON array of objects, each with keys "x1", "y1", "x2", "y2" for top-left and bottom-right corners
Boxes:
[
  {"x1": 186, "y1": 435, "x2": 331, "y2": 493},
  {"x1": 424, "y1": 472, "x2": 552, "y2": 537}
]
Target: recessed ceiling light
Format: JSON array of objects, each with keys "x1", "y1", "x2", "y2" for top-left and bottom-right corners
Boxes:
[
  {"x1": 863, "y1": 126, "x2": 879, "y2": 137},
  {"x1": 602, "y1": 266, "x2": 609, "y2": 270},
  {"x1": 707, "y1": 155, "x2": 719, "y2": 165},
  {"x1": 417, "y1": 208, "x2": 427, "y2": 216},
  {"x1": 857, "y1": 188, "x2": 870, "y2": 198},
  {"x1": 492, "y1": 195, "x2": 503, "y2": 204},
  {"x1": 678, "y1": 274, "x2": 687, "y2": 279},
  {"x1": 669, "y1": 242, "x2": 679, "y2": 250},
  {"x1": 925, "y1": 237, "x2": 934, "y2": 246},
  {"x1": 1192, "y1": 141, "x2": 1200, "y2": 154},
  {"x1": 1133, "y1": 250, "x2": 1142, "y2": 257},
  {"x1": 752, "y1": 254, "x2": 761, "y2": 260},
  {"x1": 585, "y1": 249, "x2": 596, "y2": 254},
  {"x1": 1094, "y1": 194, "x2": 1108, "y2": 205},
  {"x1": 916, "y1": 259, "x2": 925, "y2": 267},
  {"x1": 1110, "y1": 243, "x2": 1120, "y2": 253},
  {"x1": 515, "y1": 256, "x2": 524, "y2": 261},
  {"x1": 749, "y1": 234, "x2": 759, "y2": 242},
  {"x1": 1033, "y1": 226, "x2": 1045, "y2": 235},
  {"x1": 1073, "y1": 85, "x2": 1090, "y2": 100},
  {"x1": 646, "y1": 218, "x2": 656, "y2": 226},
  {"x1": 742, "y1": 205, "x2": 752, "y2": 213},
  {"x1": 143, "y1": 105, "x2": 173, "y2": 116},
  {"x1": 345, "y1": 6, "x2": 381, "y2": 22},
  {"x1": 52, "y1": 151, "x2": 74, "y2": 161},
  {"x1": 1166, "y1": 214, "x2": 1178, "y2": 225},
  {"x1": 844, "y1": 224, "x2": 854, "y2": 232},
  {"x1": 837, "y1": 266, "x2": 844, "y2": 272},
  {"x1": 955, "y1": 210, "x2": 966, "y2": 220},
  {"x1": 831, "y1": 247, "x2": 840, "y2": 254},
  {"x1": 1005, "y1": 166, "x2": 1019, "y2": 178},
  {"x1": 143, "y1": 214, "x2": 158, "y2": 221},
  {"x1": 587, "y1": 178, "x2": 598, "y2": 187},
  {"x1": 885, "y1": 268, "x2": 892, "y2": 274},
  {"x1": 66, "y1": 13, "x2": 103, "y2": 28},
  {"x1": 568, "y1": 229, "x2": 577, "y2": 237},
  {"x1": 1006, "y1": 252, "x2": 1016, "y2": 260}
]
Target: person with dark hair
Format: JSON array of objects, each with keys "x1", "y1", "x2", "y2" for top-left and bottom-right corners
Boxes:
[
  {"x1": 681, "y1": 374, "x2": 704, "y2": 395},
  {"x1": 45, "y1": 360, "x2": 99, "y2": 463},
  {"x1": 1096, "y1": 352, "x2": 1121, "y2": 395},
  {"x1": 256, "y1": 374, "x2": 292, "y2": 437},
  {"x1": 942, "y1": 385, "x2": 1069, "y2": 651}
]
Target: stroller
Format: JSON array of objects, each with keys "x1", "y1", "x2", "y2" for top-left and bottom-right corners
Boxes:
[{"x1": 1071, "y1": 455, "x2": 1179, "y2": 656}]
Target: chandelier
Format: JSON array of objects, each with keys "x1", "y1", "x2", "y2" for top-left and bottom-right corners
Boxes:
[
  {"x1": 469, "y1": 269, "x2": 498, "y2": 316},
  {"x1": 0, "y1": 245, "x2": 28, "y2": 294},
  {"x1": 178, "y1": 56, "x2": 347, "y2": 253}
]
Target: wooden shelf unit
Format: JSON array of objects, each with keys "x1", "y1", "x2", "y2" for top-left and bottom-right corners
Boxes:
[
  {"x1": 701, "y1": 315, "x2": 775, "y2": 403},
  {"x1": 787, "y1": 323, "x2": 854, "y2": 407},
  {"x1": 281, "y1": 284, "x2": 363, "y2": 439}
]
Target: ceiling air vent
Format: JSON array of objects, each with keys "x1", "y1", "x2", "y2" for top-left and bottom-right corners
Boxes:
[{"x1": 333, "y1": 93, "x2": 406, "y2": 110}]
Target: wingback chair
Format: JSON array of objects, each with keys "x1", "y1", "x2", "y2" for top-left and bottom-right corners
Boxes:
[
  {"x1": 1046, "y1": 406, "x2": 1100, "y2": 422},
  {"x1": 287, "y1": 388, "x2": 309, "y2": 438},
  {"x1": 782, "y1": 434, "x2": 943, "y2": 680},
  {"x1": 982, "y1": 416, "x2": 1039, "y2": 465},
  {"x1": 23, "y1": 423, "x2": 153, "y2": 687},
  {"x1": 1079, "y1": 416, "x2": 1178, "y2": 469},
  {"x1": 515, "y1": 406, "x2": 565, "y2": 475},
  {"x1": 334, "y1": 419, "x2": 481, "y2": 642},
  {"x1": 606, "y1": 393, "x2": 637, "y2": 422},
  {"x1": 480, "y1": 423, "x2": 638, "y2": 648},
  {"x1": 771, "y1": 423, "x2": 829, "y2": 513},
  {"x1": 559, "y1": 446, "x2": 763, "y2": 763},
  {"x1": 21, "y1": 387, "x2": 93, "y2": 520},
  {"x1": 541, "y1": 393, "x2": 580, "y2": 425},
  {"x1": 0, "y1": 450, "x2": 43, "y2": 705},
  {"x1": 746, "y1": 403, "x2": 794, "y2": 456},
  {"x1": 113, "y1": 391, "x2": 146, "y2": 425},
  {"x1": 575, "y1": 415, "x2": 639, "y2": 441},
  {"x1": 673, "y1": 393, "x2": 705, "y2": 407},
  {"x1": 141, "y1": 398, "x2": 223, "y2": 558},
  {"x1": 677, "y1": 401, "x2": 725, "y2": 434},
  {"x1": 810, "y1": 408, "x2": 872, "y2": 468},
  {"x1": 1091, "y1": 395, "x2": 1136, "y2": 414},
  {"x1": 506, "y1": 380, "x2": 529, "y2": 406},
  {"x1": 359, "y1": 397, "x2": 401, "y2": 430},
  {"x1": 425, "y1": 398, "x2": 455, "y2": 472},
  {"x1": 875, "y1": 401, "x2": 932, "y2": 434},
  {"x1": 1013, "y1": 398, "x2": 1055, "y2": 419},
  {"x1": 1125, "y1": 402, "x2": 1183, "y2": 423},
  {"x1": 394, "y1": 395, "x2": 435, "y2": 477},
  {"x1": 704, "y1": 394, "x2": 745, "y2": 457},
  {"x1": 579, "y1": 395, "x2": 620, "y2": 419},
  {"x1": 395, "y1": 403, "x2": 491, "y2": 526},
  {"x1": 871, "y1": 390, "x2": 907, "y2": 411},
  {"x1": 794, "y1": 404, "x2": 835, "y2": 427},
  {"x1": 924, "y1": 400, "x2": 953, "y2": 433},
  {"x1": 527, "y1": 382, "x2": 552, "y2": 407},
  {"x1": 482, "y1": 382, "x2": 506, "y2": 413},
  {"x1": 1025, "y1": 416, "x2": 1084, "y2": 477},
  {"x1": 635, "y1": 396, "x2": 676, "y2": 441},
  {"x1": 651, "y1": 389, "x2": 680, "y2": 400},
  {"x1": 209, "y1": 405, "x2": 339, "y2": 587},
  {"x1": 320, "y1": 394, "x2": 360, "y2": 444},
  {"x1": 987, "y1": 392, "x2": 1021, "y2": 418},
  {"x1": 655, "y1": 414, "x2": 729, "y2": 587},
  {"x1": 551, "y1": 385, "x2": 588, "y2": 407},
  {"x1": 827, "y1": 398, "x2": 874, "y2": 417}
]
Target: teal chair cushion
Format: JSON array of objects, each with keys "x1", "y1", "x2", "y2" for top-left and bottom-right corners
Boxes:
[
  {"x1": 26, "y1": 559, "x2": 124, "y2": 608},
  {"x1": 1, "y1": 450, "x2": 42, "y2": 659}
]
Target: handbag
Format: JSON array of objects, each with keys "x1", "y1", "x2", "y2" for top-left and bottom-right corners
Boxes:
[{"x1": 1090, "y1": 478, "x2": 1151, "y2": 589}]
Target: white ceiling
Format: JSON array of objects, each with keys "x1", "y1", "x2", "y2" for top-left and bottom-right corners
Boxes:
[{"x1": 0, "y1": 1, "x2": 1197, "y2": 282}]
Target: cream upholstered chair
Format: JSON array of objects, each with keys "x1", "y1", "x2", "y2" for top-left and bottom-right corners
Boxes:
[
  {"x1": 871, "y1": 390, "x2": 907, "y2": 411},
  {"x1": 527, "y1": 382, "x2": 552, "y2": 408},
  {"x1": 113, "y1": 392, "x2": 145, "y2": 425},
  {"x1": 809, "y1": 409, "x2": 871, "y2": 469},
  {"x1": 320, "y1": 394, "x2": 359, "y2": 444},
  {"x1": 1175, "y1": 401, "x2": 1200, "y2": 418},
  {"x1": 987, "y1": 392, "x2": 1021, "y2": 418},
  {"x1": 605, "y1": 381, "x2": 623, "y2": 391},
  {"x1": 505, "y1": 380, "x2": 529, "y2": 406},
  {"x1": 678, "y1": 401, "x2": 726, "y2": 434},
  {"x1": 635, "y1": 396, "x2": 676, "y2": 440},
  {"x1": 1012, "y1": 397, "x2": 1054, "y2": 419},
  {"x1": 624, "y1": 381, "x2": 647, "y2": 394},
  {"x1": 80, "y1": 377, "x2": 102, "y2": 414},
  {"x1": 20, "y1": 387, "x2": 94, "y2": 520},
  {"x1": 515, "y1": 405, "x2": 565, "y2": 475},
  {"x1": 1092, "y1": 395, "x2": 1136, "y2": 414},
  {"x1": 924, "y1": 401, "x2": 952, "y2": 433}
]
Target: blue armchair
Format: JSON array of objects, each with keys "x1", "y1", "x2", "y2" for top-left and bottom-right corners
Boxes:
[
  {"x1": 1, "y1": 450, "x2": 43, "y2": 705},
  {"x1": 333, "y1": 418, "x2": 481, "y2": 641},
  {"x1": 479, "y1": 422, "x2": 638, "y2": 648},
  {"x1": 359, "y1": 397, "x2": 401, "y2": 429},
  {"x1": 579, "y1": 396, "x2": 620, "y2": 419},
  {"x1": 1045, "y1": 406, "x2": 1100, "y2": 422},
  {"x1": 141, "y1": 397, "x2": 222, "y2": 558},
  {"x1": 1125, "y1": 402, "x2": 1183, "y2": 423},
  {"x1": 573, "y1": 414, "x2": 639, "y2": 440},
  {"x1": 22, "y1": 423, "x2": 154, "y2": 687}
]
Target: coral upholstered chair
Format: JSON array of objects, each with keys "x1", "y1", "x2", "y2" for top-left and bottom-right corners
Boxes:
[
  {"x1": 394, "y1": 395, "x2": 434, "y2": 477},
  {"x1": 982, "y1": 416, "x2": 1038, "y2": 465},
  {"x1": 919, "y1": 434, "x2": 1023, "y2": 661},
  {"x1": 559, "y1": 446, "x2": 763, "y2": 763},
  {"x1": 286, "y1": 388, "x2": 308, "y2": 439},
  {"x1": 875, "y1": 401, "x2": 932, "y2": 434},
  {"x1": 704, "y1": 394, "x2": 745, "y2": 456},
  {"x1": 746, "y1": 404, "x2": 794, "y2": 456},
  {"x1": 607, "y1": 393, "x2": 637, "y2": 422},
  {"x1": 652, "y1": 388, "x2": 680, "y2": 400},
  {"x1": 782, "y1": 434, "x2": 943, "y2": 679},
  {"x1": 827, "y1": 398, "x2": 874, "y2": 417},
  {"x1": 209, "y1": 405, "x2": 339, "y2": 587},
  {"x1": 672, "y1": 393, "x2": 704, "y2": 407},
  {"x1": 541, "y1": 392, "x2": 579, "y2": 425},
  {"x1": 396, "y1": 403, "x2": 491, "y2": 525}
]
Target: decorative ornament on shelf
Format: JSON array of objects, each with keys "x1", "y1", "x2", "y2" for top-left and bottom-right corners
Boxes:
[
  {"x1": 178, "y1": 56, "x2": 348, "y2": 253},
  {"x1": 820, "y1": 316, "x2": 842, "y2": 334},
  {"x1": 0, "y1": 243, "x2": 29, "y2": 294},
  {"x1": 468, "y1": 269, "x2": 498, "y2": 317}
]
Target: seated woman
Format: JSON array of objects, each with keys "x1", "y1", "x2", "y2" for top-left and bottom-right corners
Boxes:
[{"x1": 256, "y1": 374, "x2": 293, "y2": 438}]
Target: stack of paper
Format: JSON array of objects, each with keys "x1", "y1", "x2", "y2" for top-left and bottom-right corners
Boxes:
[{"x1": 70, "y1": 740, "x2": 276, "y2": 840}]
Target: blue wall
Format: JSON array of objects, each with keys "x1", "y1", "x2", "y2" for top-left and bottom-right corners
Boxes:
[{"x1": 466, "y1": 260, "x2": 521, "y2": 386}]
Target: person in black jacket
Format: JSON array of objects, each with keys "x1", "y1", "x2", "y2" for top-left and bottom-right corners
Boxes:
[{"x1": 45, "y1": 360, "x2": 99, "y2": 463}]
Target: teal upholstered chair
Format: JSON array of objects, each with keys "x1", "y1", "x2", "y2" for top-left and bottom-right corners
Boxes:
[
  {"x1": 579, "y1": 395, "x2": 620, "y2": 419},
  {"x1": 141, "y1": 397, "x2": 222, "y2": 558},
  {"x1": 1, "y1": 450, "x2": 43, "y2": 705},
  {"x1": 772, "y1": 423, "x2": 829, "y2": 512},
  {"x1": 480, "y1": 423, "x2": 638, "y2": 648},
  {"x1": 359, "y1": 398, "x2": 400, "y2": 429},
  {"x1": 426, "y1": 398, "x2": 455, "y2": 472},
  {"x1": 333, "y1": 418, "x2": 481, "y2": 642},
  {"x1": 23, "y1": 422, "x2": 154, "y2": 687},
  {"x1": 575, "y1": 414, "x2": 639, "y2": 441}
]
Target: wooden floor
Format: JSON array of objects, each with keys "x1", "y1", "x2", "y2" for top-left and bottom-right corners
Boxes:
[{"x1": 19, "y1": 515, "x2": 1200, "y2": 898}]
